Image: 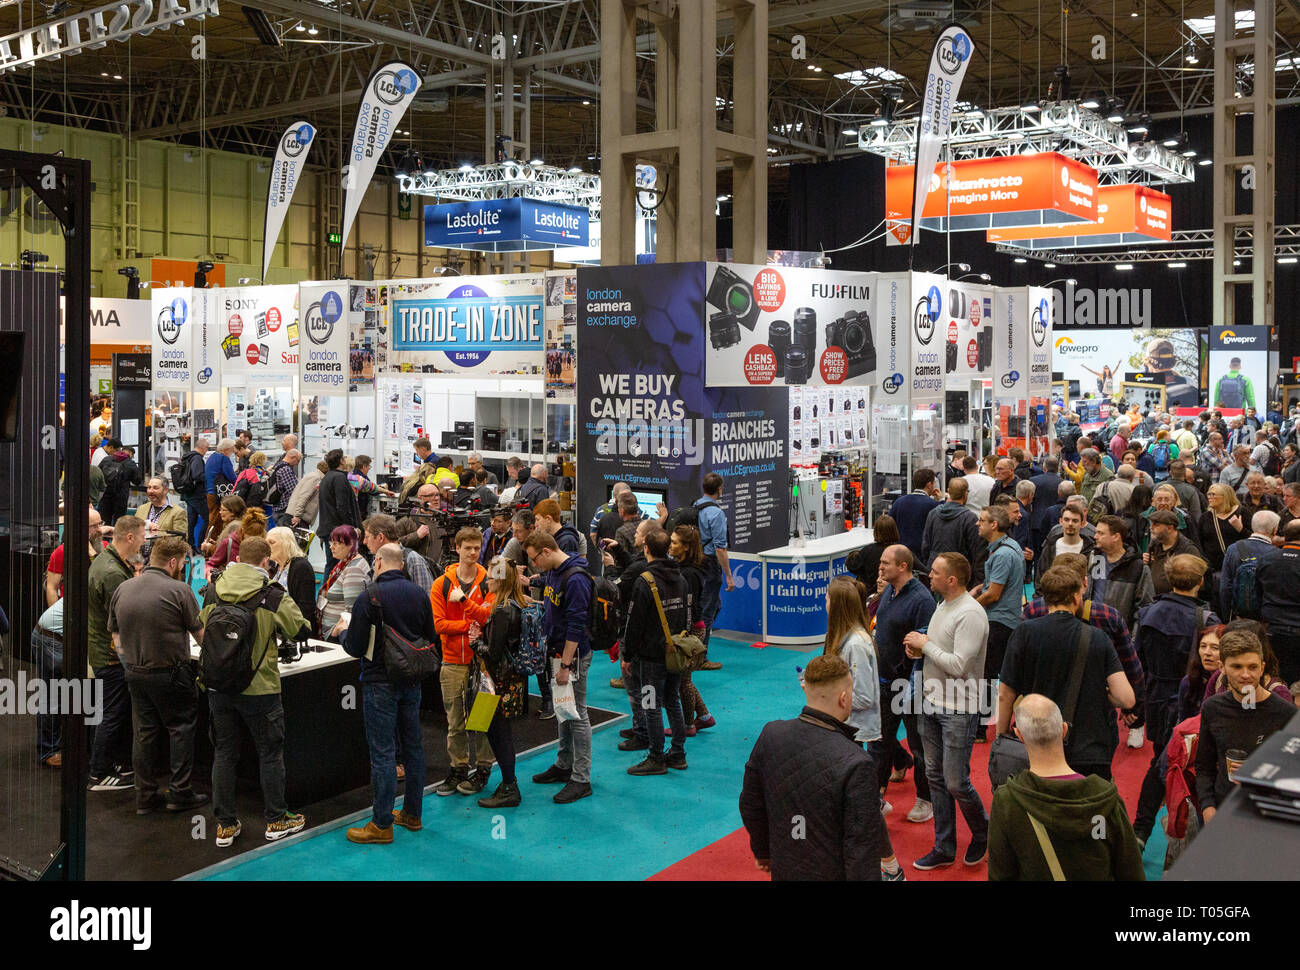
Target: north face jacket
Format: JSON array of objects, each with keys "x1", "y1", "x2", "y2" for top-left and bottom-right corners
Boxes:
[{"x1": 1086, "y1": 547, "x2": 1154, "y2": 627}]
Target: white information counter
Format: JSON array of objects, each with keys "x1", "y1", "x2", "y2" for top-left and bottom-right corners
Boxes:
[{"x1": 757, "y1": 527, "x2": 869, "y2": 645}]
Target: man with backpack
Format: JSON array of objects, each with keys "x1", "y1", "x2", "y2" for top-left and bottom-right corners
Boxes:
[
  {"x1": 687, "y1": 472, "x2": 733, "y2": 658},
  {"x1": 1130, "y1": 555, "x2": 1219, "y2": 850},
  {"x1": 524, "y1": 531, "x2": 596, "y2": 804},
  {"x1": 98, "y1": 440, "x2": 143, "y2": 523},
  {"x1": 204, "y1": 439, "x2": 238, "y2": 543},
  {"x1": 172, "y1": 436, "x2": 209, "y2": 548},
  {"x1": 198, "y1": 536, "x2": 309, "y2": 848},
  {"x1": 998, "y1": 567, "x2": 1135, "y2": 782},
  {"x1": 1213, "y1": 357, "x2": 1255, "y2": 411},
  {"x1": 1220, "y1": 510, "x2": 1281, "y2": 620},
  {"x1": 619, "y1": 528, "x2": 690, "y2": 775},
  {"x1": 1145, "y1": 431, "x2": 1178, "y2": 483},
  {"x1": 430, "y1": 526, "x2": 493, "y2": 796},
  {"x1": 343, "y1": 543, "x2": 437, "y2": 844}
]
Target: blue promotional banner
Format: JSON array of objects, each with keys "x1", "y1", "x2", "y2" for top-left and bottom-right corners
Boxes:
[
  {"x1": 385, "y1": 275, "x2": 546, "y2": 377},
  {"x1": 424, "y1": 198, "x2": 589, "y2": 251},
  {"x1": 764, "y1": 554, "x2": 851, "y2": 641},
  {"x1": 576, "y1": 262, "x2": 789, "y2": 556}
]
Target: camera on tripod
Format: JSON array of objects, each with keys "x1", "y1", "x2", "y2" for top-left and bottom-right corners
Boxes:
[
  {"x1": 824, "y1": 309, "x2": 876, "y2": 378},
  {"x1": 706, "y1": 265, "x2": 760, "y2": 331}
]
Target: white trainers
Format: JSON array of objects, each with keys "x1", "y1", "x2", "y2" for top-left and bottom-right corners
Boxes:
[
  {"x1": 906, "y1": 798, "x2": 934, "y2": 823},
  {"x1": 1127, "y1": 725, "x2": 1146, "y2": 748},
  {"x1": 880, "y1": 798, "x2": 893, "y2": 816}
]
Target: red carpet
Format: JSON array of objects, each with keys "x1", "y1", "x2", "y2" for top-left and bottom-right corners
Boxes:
[{"x1": 650, "y1": 724, "x2": 1153, "y2": 881}]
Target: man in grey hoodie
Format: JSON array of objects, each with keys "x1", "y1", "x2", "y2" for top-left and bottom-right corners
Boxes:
[
  {"x1": 920, "y1": 478, "x2": 987, "y2": 585},
  {"x1": 904, "y1": 551, "x2": 990, "y2": 872}
]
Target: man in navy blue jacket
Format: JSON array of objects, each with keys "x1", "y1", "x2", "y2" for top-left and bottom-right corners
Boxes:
[
  {"x1": 871, "y1": 544, "x2": 937, "y2": 823},
  {"x1": 523, "y1": 532, "x2": 595, "y2": 804},
  {"x1": 343, "y1": 543, "x2": 438, "y2": 844},
  {"x1": 203, "y1": 438, "x2": 237, "y2": 543},
  {"x1": 889, "y1": 468, "x2": 943, "y2": 560}
]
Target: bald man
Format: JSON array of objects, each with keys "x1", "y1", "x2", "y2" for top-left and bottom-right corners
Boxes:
[{"x1": 516, "y1": 463, "x2": 551, "y2": 509}]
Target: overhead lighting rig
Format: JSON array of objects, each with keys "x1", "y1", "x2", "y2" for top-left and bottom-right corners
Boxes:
[{"x1": 857, "y1": 100, "x2": 1194, "y2": 184}]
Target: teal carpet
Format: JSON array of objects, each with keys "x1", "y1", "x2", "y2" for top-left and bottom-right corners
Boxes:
[{"x1": 199, "y1": 633, "x2": 811, "y2": 881}]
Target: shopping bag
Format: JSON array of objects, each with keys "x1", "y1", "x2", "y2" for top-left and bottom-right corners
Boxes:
[
  {"x1": 551, "y1": 658, "x2": 580, "y2": 722},
  {"x1": 465, "y1": 665, "x2": 499, "y2": 732}
]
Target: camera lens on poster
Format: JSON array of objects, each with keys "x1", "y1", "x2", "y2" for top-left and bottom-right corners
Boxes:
[
  {"x1": 793, "y1": 307, "x2": 817, "y2": 357},
  {"x1": 709, "y1": 310, "x2": 742, "y2": 350},
  {"x1": 785, "y1": 346, "x2": 811, "y2": 385},
  {"x1": 769, "y1": 320, "x2": 792, "y2": 377}
]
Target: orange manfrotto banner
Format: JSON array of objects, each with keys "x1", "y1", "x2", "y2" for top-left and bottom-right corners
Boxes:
[
  {"x1": 885, "y1": 152, "x2": 1100, "y2": 232},
  {"x1": 986, "y1": 183, "x2": 1172, "y2": 244}
]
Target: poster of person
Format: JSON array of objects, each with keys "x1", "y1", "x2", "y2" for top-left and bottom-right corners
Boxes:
[
  {"x1": 1209, "y1": 327, "x2": 1269, "y2": 412},
  {"x1": 1053, "y1": 328, "x2": 1202, "y2": 410}
]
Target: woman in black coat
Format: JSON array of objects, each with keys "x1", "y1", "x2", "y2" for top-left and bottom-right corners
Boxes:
[
  {"x1": 463, "y1": 556, "x2": 529, "y2": 808},
  {"x1": 847, "y1": 515, "x2": 899, "y2": 592},
  {"x1": 268, "y1": 526, "x2": 319, "y2": 639},
  {"x1": 670, "y1": 526, "x2": 716, "y2": 734}
]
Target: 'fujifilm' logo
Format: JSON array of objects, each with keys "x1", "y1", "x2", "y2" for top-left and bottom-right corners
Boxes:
[
  {"x1": 50, "y1": 901, "x2": 151, "y2": 950},
  {"x1": 811, "y1": 283, "x2": 871, "y2": 300},
  {"x1": 1052, "y1": 281, "x2": 1151, "y2": 327}
]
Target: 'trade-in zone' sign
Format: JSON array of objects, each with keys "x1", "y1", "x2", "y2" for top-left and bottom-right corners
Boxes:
[{"x1": 392, "y1": 290, "x2": 543, "y2": 368}]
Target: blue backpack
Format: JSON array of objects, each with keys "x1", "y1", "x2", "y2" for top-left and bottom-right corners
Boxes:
[
  {"x1": 1152, "y1": 441, "x2": 1172, "y2": 470},
  {"x1": 1232, "y1": 553, "x2": 1264, "y2": 619},
  {"x1": 509, "y1": 601, "x2": 548, "y2": 677}
]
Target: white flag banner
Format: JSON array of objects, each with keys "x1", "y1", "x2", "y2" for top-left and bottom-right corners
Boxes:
[
  {"x1": 340, "y1": 62, "x2": 422, "y2": 252},
  {"x1": 262, "y1": 120, "x2": 316, "y2": 282},
  {"x1": 909, "y1": 24, "x2": 974, "y2": 251}
]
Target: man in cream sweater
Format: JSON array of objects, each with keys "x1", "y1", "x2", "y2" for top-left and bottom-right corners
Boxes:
[{"x1": 903, "y1": 551, "x2": 990, "y2": 872}]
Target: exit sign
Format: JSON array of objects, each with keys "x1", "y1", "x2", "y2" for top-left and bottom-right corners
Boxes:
[{"x1": 327, "y1": 231, "x2": 342, "y2": 246}]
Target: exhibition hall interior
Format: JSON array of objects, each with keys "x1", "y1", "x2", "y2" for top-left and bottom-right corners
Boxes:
[{"x1": 2, "y1": 0, "x2": 1300, "y2": 907}]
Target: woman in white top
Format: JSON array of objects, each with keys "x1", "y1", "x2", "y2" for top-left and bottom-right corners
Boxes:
[{"x1": 824, "y1": 575, "x2": 900, "y2": 880}]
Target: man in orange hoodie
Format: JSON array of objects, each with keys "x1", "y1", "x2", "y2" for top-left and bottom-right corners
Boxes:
[{"x1": 431, "y1": 526, "x2": 494, "y2": 796}]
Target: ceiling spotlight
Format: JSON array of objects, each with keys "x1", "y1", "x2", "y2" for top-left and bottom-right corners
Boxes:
[
  {"x1": 869, "y1": 115, "x2": 889, "y2": 128},
  {"x1": 307, "y1": 24, "x2": 318, "y2": 34},
  {"x1": 1014, "y1": 257, "x2": 1027, "y2": 264},
  {"x1": 581, "y1": 100, "x2": 591, "y2": 106},
  {"x1": 1162, "y1": 131, "x2": 1186, "y2": 148},
  {"x1": 1116, "y1": 263, "x2": 1134, "y2": 270},
  {"x1": 883, "y1": 83, "x2": 903, "y2": 104},
  {"x1": 1081, "y1": 91, "x2": 1103, "y2": 110},
  {"x1": 567, "y1": 163, "x2": 583, "y2": 174},
  {"x1": 1044, "y1": 262, "x2": 1055, "y2": 269},
  {"x1": 1186, "y1": 50, "x2": 1199, "y2": 64},
  {"x1": 1168, "y1": 262, "x2": 1187, "y2": 269},
  {"x1": 295, "y1": 22, "x2": 305, "y2": 31},
  {"x1": 1181, "y1": 147, "x2": 1197, "y2": 157},
  {"x1": 1198, "y1": 157, "x2": 1213, "y2": 166},
  {"x1": 529, "y1": 157, "x2": 544, "y2": 167},
  {"x1": 841, "y1": 127, "x2": 858, "y2": 137},
  {"x1": 1127, "y1": 113, "x2": 1151, "y2": 136},
  {"x1": 807, "y1": 64, "x2": 822, "y2": 72},
  {"x1": 113, "y1": 74, "x2": 122, "y2": 80},
  {"x1": 1020, "y1": 101, "x2": 1041, "y2": 112},
  {"x1": 1105, "y1": 98, "x2": 1124, "y2": 124},
  {"x1": 458, "y1": 162, "x2": 474, "y2": 173},
  {"x1": 1130, "y1": 1, "x2": 1139, "y2": 17},
  {"x1": 1280, "y1": 257, "x2": 1298, "y2": 265}
]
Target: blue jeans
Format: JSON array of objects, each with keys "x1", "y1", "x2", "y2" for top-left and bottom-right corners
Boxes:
[
  {"x1": 363, "y1": 682, "x2": 425, "y2": 828},
  {"x1": 554, "y1": 654, "x2": 592, "y2": 783},
  {"x1": 184, "y1": 493, "x2": 207, "y2": 548},
  {"x1": 209, "y1": 691, "x2": 288, "y2": 826},
  {"x1": 637, "y1": 660, "x2": 685, "y2": 757},
  {"x1": 918, "y1": 708, "x2": 988, "y2": 856},
  {"x1": 701, "y1": 556, "x2": 723, "y2": 646},
  {"x1": 89, "y1": 664, "x2": 133, "y2": 778},
  {"x1": 32, "y1": 629, "x2": 62, "y2": 761}
]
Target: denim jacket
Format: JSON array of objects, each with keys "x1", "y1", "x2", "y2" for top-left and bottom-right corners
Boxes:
[{"x1": 838, "y1": 629, "x2": 881, "y2": 744}]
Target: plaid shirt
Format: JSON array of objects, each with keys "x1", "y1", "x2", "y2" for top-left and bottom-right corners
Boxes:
[
  {"x1": 270, "y1": 459, "x2": 300, "y2": 513},
  {"x1": 1022, "y1": 595, "x2": 1145, "y2": 718}
]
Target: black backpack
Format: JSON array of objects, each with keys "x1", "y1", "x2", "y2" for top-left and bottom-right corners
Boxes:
[
  {"x1": 171, "y1": 451, "x2": 200, "y2": 495},
  {"x1": 200, "y1": 583, "x2": 285, "y2": 694},
  {"x1": 665, "y1": 500, "x2": 732, "y2": 547},
  {"x1": 236, "y1": 473, "x2": 268, "y2": 509},
  {"x1": 264, "y1": 461, "x2": 287, "y2": 508},
  {"x1": 552, "y1": 563, "x2": 622, "y2": 652}
]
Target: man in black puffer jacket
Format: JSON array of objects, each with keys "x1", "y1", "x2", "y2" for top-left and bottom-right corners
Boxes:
[
  {"x1": 740, "y1": 653, "x2": 886, "y2": 881},
  {"x1": 317, "y1": 448, "x2": 361, "y2": 574},
  {"x1": 619, "y1": 529, "x2": 690, "y2": 774}
]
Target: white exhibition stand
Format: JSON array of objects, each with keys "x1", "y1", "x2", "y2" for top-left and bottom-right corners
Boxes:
[{"x1": 757, "y1": 527, "x2": 870, "y2": 646}]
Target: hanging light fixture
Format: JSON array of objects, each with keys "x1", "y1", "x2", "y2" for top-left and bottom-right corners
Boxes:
[{"x1": 1105, "y1": 98, "x2": 1125, "y2": 124}]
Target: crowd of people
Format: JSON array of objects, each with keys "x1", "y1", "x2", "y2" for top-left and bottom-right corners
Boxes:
[
  {"x1": 741, "y1": 403, "x2": 1300, "y2": 880},
  {"x1": 37, "y1": 399, "x2": 1300, "y2": 876}
]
